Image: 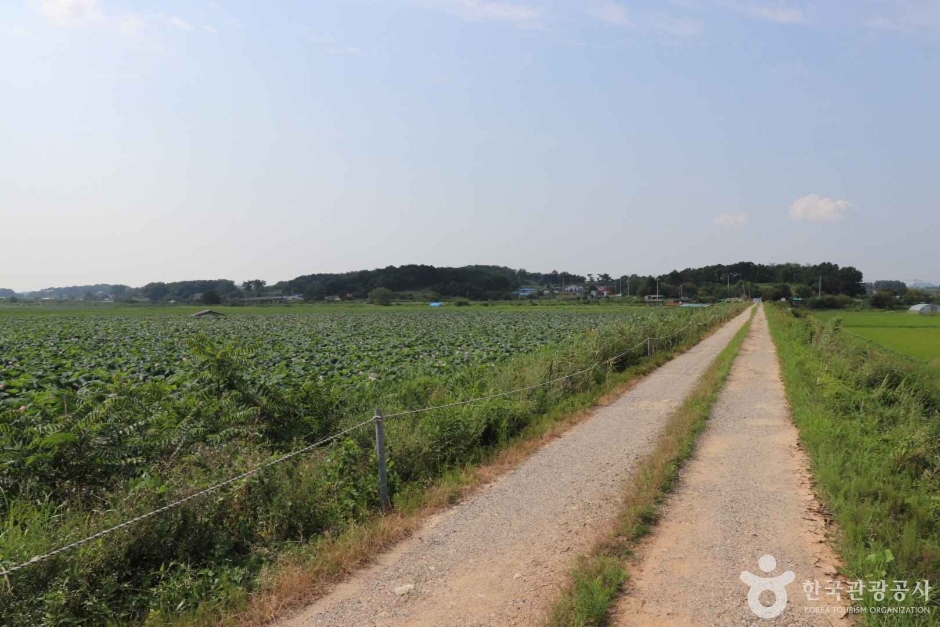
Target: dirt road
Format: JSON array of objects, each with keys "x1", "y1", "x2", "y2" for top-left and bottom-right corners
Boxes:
[
  {"x1": 613, "y1": 305, "x2": 845, "y2": 626},
  {"x1": 278, "y1": 308, "x2": 754, "y2": 627}
]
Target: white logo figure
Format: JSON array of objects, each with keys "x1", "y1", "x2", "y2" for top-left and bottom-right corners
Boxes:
[{"x1": 740, "y1": 554, "x2": 795, "y2": 619}]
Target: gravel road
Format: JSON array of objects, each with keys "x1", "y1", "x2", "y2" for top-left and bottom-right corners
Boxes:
[
  {"x1": 278, "y1": 307, "x2": 753, "y2": 627},
  {"x1": 613, "y1": 305, "x2": 847, "y2": 626}
]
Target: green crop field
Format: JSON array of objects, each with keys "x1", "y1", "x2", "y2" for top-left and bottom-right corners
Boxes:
[
  {"x1": 0, "y1": 303, "x2": 744, "y2": 625},
  {"x1": 812, "y1": 310, "x2": 940, "y2": 366},
  {"x1": 1, "y1": 307, "x2": 678, "y2": 411}
]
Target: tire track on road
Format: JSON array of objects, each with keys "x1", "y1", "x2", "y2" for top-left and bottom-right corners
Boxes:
[{"x1": 613, "y1": 306, "x2": 846, "y2": 627}]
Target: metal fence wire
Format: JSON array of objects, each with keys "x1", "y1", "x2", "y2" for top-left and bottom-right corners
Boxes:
[{"x1": 0, "y1": 309, "x2": 731, "y2": 577}]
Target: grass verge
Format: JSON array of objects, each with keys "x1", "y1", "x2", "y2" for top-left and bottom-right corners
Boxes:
[
  {"x1": 546, "y1": 306, "x2": 755, "y2": 627},
  {"x1": 766, "y1": 304, "x2": 940, "y2": 625}
]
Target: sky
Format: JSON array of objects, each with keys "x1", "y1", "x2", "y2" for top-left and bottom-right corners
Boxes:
[{"x1": 1, "y1": 0, "x2": 939, "y2": 291}]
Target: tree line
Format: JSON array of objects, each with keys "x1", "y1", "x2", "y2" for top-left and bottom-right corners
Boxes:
[
  {"x1": 276, "y1": 265, "x2": 583, "y2": 302},
  {"x1": 4, "y1": 261, "x2": 874, "y2": 304}
]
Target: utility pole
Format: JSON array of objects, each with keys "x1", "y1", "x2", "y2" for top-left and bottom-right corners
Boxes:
[
  {"x1": 818, "y1": 275, "x2": 822, "y2": 299},
  {"x1": 727, "y1": 274, "x2": 730, "y2": 298},
  {"x1": 627, "y1": 277, "x2": 630, "y2": 297}
]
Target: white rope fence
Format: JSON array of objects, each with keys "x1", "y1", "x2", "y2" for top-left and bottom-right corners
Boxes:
[
  {"x1": 0, "y1": 419, "x2": 375, "y2": 577},
  {"x1": 0, "y1": 308, "x2": 733, "y2": 578}
]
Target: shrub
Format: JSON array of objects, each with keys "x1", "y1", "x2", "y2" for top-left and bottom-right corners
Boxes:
[
  {"x1": 201, "y1": 289, "x2": 222, "y2": 305},
  {"x1": 806, "y1": 295, "x2": 852, "y2": 309},
  {"x1": 870, "y1": 291, "x2": 895, "y2": 309},
  {"x1": 368, "y1": 287, "x2": 394, "y2": 306},
  {"x1": 452, "y1": 297, "x2": 470, "y2": 307}
]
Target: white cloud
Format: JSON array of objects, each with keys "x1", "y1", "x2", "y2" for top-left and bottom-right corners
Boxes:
[
  {"x1": 723, "y1": 1, "x2": 807, "y2": 25},
  {"x1": 789, "y1": 194, "x2": 851, "y2": 223},
  {"x1": 588, "y1": 1, "x2": 629, "y2": 26},
  {"x1": 167, "y1": 15, "x2": 194, "y2": 31},
  {"x1": 33, "y1": 0, "x2": 102, "y2": 24},
  {"x1": 429, "y1": 0, "x2": 540, "y2": 24},
  {"x1": 714, "y1": 213, "x2": 749, "y2": 226},
  {"x1": 47, "y1": 6, "x2": 214, "y2": 38}
]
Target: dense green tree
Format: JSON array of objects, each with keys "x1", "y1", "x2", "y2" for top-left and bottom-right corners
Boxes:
[
  {"x1": 242, "y1": 279, "x2": 267, "y2": 293},
  {"x1": 902, "y1": 289, "x2": 934, "y2": 306},
  {"x1": 871, "y1": 291, "x2": 895, "y2": 309},
  {"x1": 141, "y1": 282, "x2": 170, "y2": 302},
  {"x1": 873, "y1": 280, "x2": 908, "y2": 294},
  {"x1": 794, "y1": 284, "x2": 814, "y2": 299},
  {"x1": 201, "y1": 289, "x2": 222, "y2": 305},
  {"x1": 368, "y1": 287, "x2": 393, "y2": 306}
]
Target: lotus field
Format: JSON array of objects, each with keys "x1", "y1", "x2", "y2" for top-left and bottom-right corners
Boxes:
[
  {"x1": 1, "y1": 309, "x2": 693, "y2": 409},
  {"x1": 0, "y1": 304, "x2": 743, "y2": 625}
]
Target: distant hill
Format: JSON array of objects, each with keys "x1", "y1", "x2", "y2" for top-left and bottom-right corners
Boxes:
[
  {"x1": 910, "y1": 281, "x2": 938, "y2": 289},
  {"x1": 7, "y1": 260, "x2": 869, "y2": 303},
  {"x1": 274, "y1": 265, "x2": 582, "y2": 301},
  {"x1": 23, "y1": 284, "x2": 130, "y2": 299},
  {"x1": 277, "y1": 261, "x2": 866, "y2": 301},
  {"x1": 0, "y1": 288, "x2": 16, "y2": 298}
]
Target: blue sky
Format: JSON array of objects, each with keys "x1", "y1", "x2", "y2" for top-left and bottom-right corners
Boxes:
[{"x1": 1, "y1": 0, "x2": 938, "y2": 291}]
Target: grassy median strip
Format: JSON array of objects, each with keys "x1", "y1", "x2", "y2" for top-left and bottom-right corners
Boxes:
[{"x1": 547, "y1": 307, "x2": 754, "y2": 627}]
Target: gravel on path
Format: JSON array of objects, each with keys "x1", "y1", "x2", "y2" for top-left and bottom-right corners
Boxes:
[
  {"x1": 613, "y1": 305, "x2": 847, "y2": 627},
  {"x1": 277, "y1": 308, "x2": 754, "y2": 627}
]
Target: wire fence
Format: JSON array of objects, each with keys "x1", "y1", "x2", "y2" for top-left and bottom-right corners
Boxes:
[{"x1": 0, "y1": 308, "x2": 734, "y2": 578}]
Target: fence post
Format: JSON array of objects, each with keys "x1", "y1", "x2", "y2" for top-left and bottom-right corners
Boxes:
[
  {"x1": 374, "y1": 409, "x2": 390, "y2": 509},
  {"x1": 647, "y1": 337, "x2": 651, "y2": 356}
]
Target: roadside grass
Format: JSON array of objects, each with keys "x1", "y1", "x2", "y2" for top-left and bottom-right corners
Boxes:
[
  {"x1": 767, "y1": 305, "x2": 940, "y2": 625},
  {"x1": 546, "y1": 306, "x2": 755, "y2": 626},
  {"x1": 128, "y1": 306, "x2": 749, "y2": 626}
]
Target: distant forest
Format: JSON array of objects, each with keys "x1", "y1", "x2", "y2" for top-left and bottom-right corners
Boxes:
[
  {"x1": 277, "y1": 261, "x2": 866, "y2": 302},
  {"x1": 277, "y1": 266, "x2": 587, "y2": 301},
  {"x1": 4, "y1": 261, "x2": 874, "y2": 303}
]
